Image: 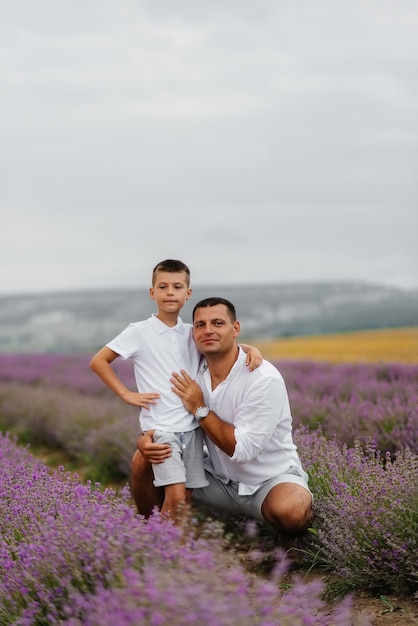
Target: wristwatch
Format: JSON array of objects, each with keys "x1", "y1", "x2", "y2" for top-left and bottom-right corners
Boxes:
[{"x1": 194, "y1": 406, "x2": 210, "y2": 421}]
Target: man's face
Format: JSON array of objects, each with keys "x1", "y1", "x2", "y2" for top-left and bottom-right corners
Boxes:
[{"x1": 193, "y1": 304, "x2": 240, "y2": 355}]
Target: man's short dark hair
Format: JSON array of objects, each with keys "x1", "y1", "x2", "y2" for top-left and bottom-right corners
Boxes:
[
  {"x1": 193, "y1": 297, "x2": 237, "y2": 322},
  {"x1": 152, "y1": 259, "x2": 190, "y2": 286}
]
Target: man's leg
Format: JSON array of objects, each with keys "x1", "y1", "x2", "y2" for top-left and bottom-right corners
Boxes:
[
  {"x1": 261, "y1": 482, "x2": 313, "y2": 537},
  {"x1": 130, "y1": 450, "x2": 164, "y2": 516}
]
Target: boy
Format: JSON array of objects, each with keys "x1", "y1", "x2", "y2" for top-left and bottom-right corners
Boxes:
[{"x1": 90, "y1": 259, "x2": 262, "y2": 524}]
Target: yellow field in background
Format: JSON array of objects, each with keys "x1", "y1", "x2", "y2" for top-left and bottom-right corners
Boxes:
[{"x1": 252, "y1": 326, "x2": 418, "y2": 363}]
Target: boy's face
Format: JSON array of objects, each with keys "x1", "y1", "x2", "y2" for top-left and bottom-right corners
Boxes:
[{"x1": 150, "y1": 270, "x2": 192, "y2": 314}]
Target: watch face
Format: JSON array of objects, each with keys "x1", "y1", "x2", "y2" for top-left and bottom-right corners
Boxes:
[{"x1": 196, "y1": 406, "x2": 210, "y2": 419}]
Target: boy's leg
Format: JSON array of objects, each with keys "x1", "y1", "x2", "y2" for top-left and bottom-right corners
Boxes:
[
  {"x1": 130, "y1": 449, "x2": 164, "y2": 516},
  {"x1": 161, "y1": 482, "x2": 188, "y2": 524}
]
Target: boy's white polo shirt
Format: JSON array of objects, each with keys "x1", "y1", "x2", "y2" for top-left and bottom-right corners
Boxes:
[{"x1": 107, "y1": 314, "x2": 201, "y2": 432}]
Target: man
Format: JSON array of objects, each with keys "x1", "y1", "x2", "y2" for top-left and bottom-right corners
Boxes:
[{"x1": 131, "y1": 297, "x2": 313, "y2": 540}]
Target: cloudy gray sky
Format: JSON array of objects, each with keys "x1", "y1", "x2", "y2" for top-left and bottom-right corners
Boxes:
[{"x1": 1, "y1": 0, "x2": 417, "y2": 295}]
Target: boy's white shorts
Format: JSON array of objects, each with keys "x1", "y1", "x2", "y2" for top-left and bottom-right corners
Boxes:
[{"x1": 152, "y1": 428, "x2": 209, "y2": 489}]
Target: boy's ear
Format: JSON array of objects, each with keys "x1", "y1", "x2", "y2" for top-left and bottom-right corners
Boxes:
[
  {"x1": 149, "y1": 287, "x2": 155, "y2": 300},
  {"x1": 186, "y1": 288, "x2": 192, "y2": 300}
]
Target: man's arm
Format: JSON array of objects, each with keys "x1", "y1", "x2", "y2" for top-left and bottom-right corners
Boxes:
[
  {"x1": 172, "y1": 369, "x2": 285, "y2": 463},
  {"x1": 170, "y1": 370, "x2": 236, "y2": 457}
]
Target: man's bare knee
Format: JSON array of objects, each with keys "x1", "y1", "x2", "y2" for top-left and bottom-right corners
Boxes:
[
  {"x1": 280, "y1": 504, "x2": 313, "y2": 535},
  {"x1": 261, "y1": 483, "x2": 313, "y2": 536}
]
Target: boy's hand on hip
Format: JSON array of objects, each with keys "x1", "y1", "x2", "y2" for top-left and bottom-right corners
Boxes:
[{"x1": 121, "y1": 390, "x2": 160, "y2": 408}]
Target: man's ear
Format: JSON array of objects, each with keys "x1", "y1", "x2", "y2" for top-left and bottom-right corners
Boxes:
[{"x1": 233, "y1": 321, "x2": 241, "y2": 337}]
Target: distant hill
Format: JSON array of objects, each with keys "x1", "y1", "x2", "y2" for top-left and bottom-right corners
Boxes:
[{"x1": 0, "y1": 282, "x2": 417, "y2": 353}]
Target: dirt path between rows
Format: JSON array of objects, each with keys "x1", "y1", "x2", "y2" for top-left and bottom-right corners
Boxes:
[{"x1": 350, "y1": 590, "x2": 418, "y2": 625}]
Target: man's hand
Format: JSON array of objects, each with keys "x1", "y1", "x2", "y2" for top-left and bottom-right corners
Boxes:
[
  {"x1": 136, "y1": 430, "x2": 171, "y2": 464},
  {"x1": 172, "y1": 370, "x2": 237, "y2": 457},
  {"x1": 171, "y1": 370, "x2": 204, "y2": 415}
]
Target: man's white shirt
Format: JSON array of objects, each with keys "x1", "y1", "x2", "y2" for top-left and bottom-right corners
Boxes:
[{"x1": 198, "y1": 348, "x2": 306, "y2": 495}]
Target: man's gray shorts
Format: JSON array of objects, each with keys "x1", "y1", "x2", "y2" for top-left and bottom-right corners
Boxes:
[
  {"x1": 192, "y1": 466, "x2": 312, "y2": 522},
  {"x1": 152, "y1": 429, "x2": 208, "y2": 489}
]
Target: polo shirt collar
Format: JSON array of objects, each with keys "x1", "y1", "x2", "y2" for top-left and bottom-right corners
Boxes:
[{"x1": 150, "y1": 313, "x2": 186, "y2": 335}]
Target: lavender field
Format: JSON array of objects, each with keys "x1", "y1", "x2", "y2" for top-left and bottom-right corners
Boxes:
[
  {"x1": 1, "y1": 354, "x2": 417, "y2": 459},
  {"x1": 0, "y1": 353, "x2": 418, "y2": 624},
  {"x1": 1, "y1": 432, "x2": 366, "y2": 625}
]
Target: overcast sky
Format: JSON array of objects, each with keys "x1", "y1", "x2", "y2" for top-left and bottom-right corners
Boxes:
[{"x1": 1, "y1": 0, "x2": 417, "y2": 296}]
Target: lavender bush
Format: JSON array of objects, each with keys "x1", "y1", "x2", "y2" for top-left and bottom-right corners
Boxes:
[
  {"x1": 0, "y1": 354, "x2": 133, "y2": 395},
  {"x1": 278, "y1": 360, "x2": 418, "y2": 454},
  {"x1": 0, "y1": 382, "x2": 139, "y2": 481},
  {"x1": 295, "y1": 427, "x2": 418, "y2": 595},
  {"x1": 0, "y1": 433, "x2": 364, "y2": 625}
]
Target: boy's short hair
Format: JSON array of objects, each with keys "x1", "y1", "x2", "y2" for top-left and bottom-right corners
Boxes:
[
  {"x1": 152, "y1": 259, "x2": 191, "y2": 286},
  {"x1": 193, "y1": 297, "x2": 237, "y2": 322}
]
